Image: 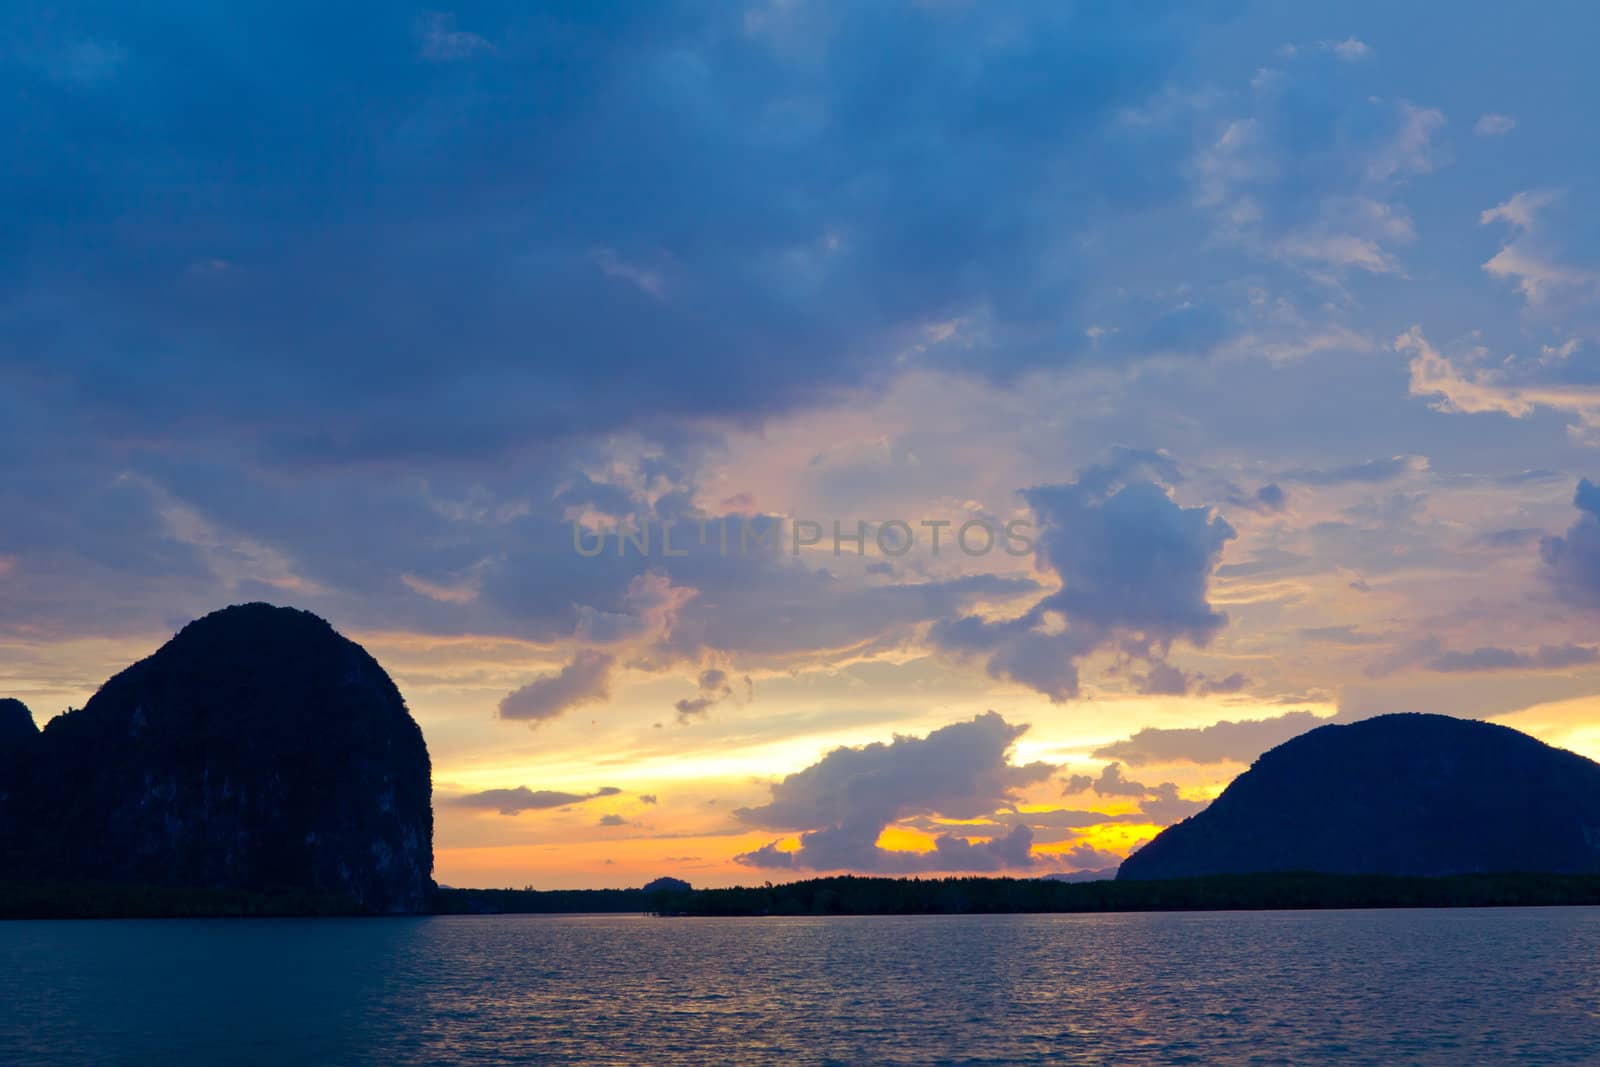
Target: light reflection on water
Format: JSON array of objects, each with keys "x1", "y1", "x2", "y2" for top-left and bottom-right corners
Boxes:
[{"x1": 4, "y1": 908, "x2": 1599, "y2": 1065}]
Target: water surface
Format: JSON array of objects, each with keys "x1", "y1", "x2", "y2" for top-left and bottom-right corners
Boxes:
[{"x1": 4, "y1": 908, "x2": 1598, "y2": 1064}]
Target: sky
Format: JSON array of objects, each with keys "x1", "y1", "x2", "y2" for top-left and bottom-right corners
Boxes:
[{"x1": 5, "y1": 1, "x2": 1600, "y2": 889}]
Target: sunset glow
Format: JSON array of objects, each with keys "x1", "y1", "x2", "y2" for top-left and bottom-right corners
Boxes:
[{"x1": 6, "y1": 1, "x2": 1600, "y2": 896}]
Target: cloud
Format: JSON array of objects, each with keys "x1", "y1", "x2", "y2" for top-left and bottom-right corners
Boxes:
[
  {"x1": 498, "y1": 651, "x2": 616, "y2": 725},
  {"x1": 1226, "y1": 483, "x2": 1288, "y2": 513},
  {"x1": 1090, "y1": 762, "x2": 1151, "y2": 798},
  {"x1": 1092, "y1": 710, "x2": 1328, "y2": 765},
  {"x1": 1364, "y1": 635, "x2": 1445, "y2": 679},
  {"x1": 450, "y1": 785, "x2": 622, "y2": 816},
  {"x1": 0, "y1": 0, "x2": 1213, "y2": 484},
  {"x1": 416, "y1": 13, "x2": 496, "y2": 62},
  {"x1": 1080, "y1": 762, "x2": 1206, "y2": 821},
  {"x1": 1277, "y1": 37, "x2": 1372, "y2": 64},
  {"x1": 1139, "y1": 782, "x2": 1207, "y2": 822},
  {"x1": 1215, "y1": 547, "x2": 1310, "y2": 579},
  {"x1": 598, "y1": 814, "x2": 629, "y2": 827},
  {"x1": 1327, "y1": 38, "x2": 1373, "y2": 62},
  {"x1": 589, "y1": 248, "x2": 666, "y2": 300},
  {"x1": 1297, "y1": 625, "x2": 1386, "y2": 646},
  {"x1": 1401, "y1": 327, "x2": 1600, "y2": 440},
  {"x1": 1193, "y1": 71, "x2": 1444, "y2": 279},
  {"x1": 733, "y1": 712, "x2": 1057, "y2": 873},
  {"x1": 1133, "y1": 660, "x2": 1249, "y2": 697},
  {"x1": 1474, "y1": 113, "x2": 1517, "y2": 137},
  {"x1": 674, "y1": 668, "x2": 736, "y2": 722},
  {"x1": 1026, "y1": 472, "x2": 1234, "y2": 640},
  {"x1": 1057, "y1": 844, "x2": 1125, "y2": 871},
  {"x1": 0, "y1": 3, "x2": 1495, "y2": 675},
  {"x1": 1475, "y1": 528, "x2": 1545, "y2": 549},
  {"x1": 1198, "y1": 672, "x2": 1250, "y2": 695},
  {"x1": 1362, "y1": 102, "x2": 1446, "y2": 184},
  {"x1": 3, "y1": 3, "x2": 1596, "y2": 894},
  {"x1": 736, "y1": 824, "x2": 1040, "y2": 874},
  {"x1": 1000, "y1": 808, "x2": 1137, "y2": 831},
  {"x1": 930, "y1": 455, "x2": 1235, "y2": 700},
  {"x1": 1542, "y1": 481, "x2": 1600, "y2": 611},
  {"x1": 1425, "y1": 645, "x2": 1600, "y2": 673},
  {"x1": 551, "y1": 509, "x2": 1042, "y2": 667},
  {"x1": 1136, "y1": 660, "x2": 1192, "y2": 696},
  {"x1": 1480, "y1": 190, "x2": 1600, "y2": 309},
  {"x1": 1061, "y1": 774, "x2": 1094, "y2": 795},
  {"x1": 1283, "y1": 455, "x2": 1428, "y2": 486}
]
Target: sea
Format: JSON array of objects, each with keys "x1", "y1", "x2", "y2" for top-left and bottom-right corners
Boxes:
[{"x1": 3, "y1": 908, "x2": 1597, "y2": 1064}]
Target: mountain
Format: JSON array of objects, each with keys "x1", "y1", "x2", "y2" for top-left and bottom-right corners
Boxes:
[
  {"x1": 0, "y1": 698, "x2": 36, "y2": 750},
  {"x1": 1118, "y1": 713, "x2": 1600, "y2": 881},
  {"x1": 642, "y1": 876, "x2": 693, "y2": 893},
  {"x1": 0, "y1": 604, "x2": 433, "y2": 913}
]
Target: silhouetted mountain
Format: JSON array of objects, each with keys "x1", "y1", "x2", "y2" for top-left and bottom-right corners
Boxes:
[
  {"x1": 0, "y1": 604, "x2": 433, "y2": 913},
  {"x1": 0, "y1": 698, "x2": 36, "y2": 750},
  {"x1": 640, "y1": 876, "x2": 691, "y2": 895},
  {"x1": 0, "y1": 698, "x2": 38, "y2": 862},
  {"x1": 1118, "y1": 713, "x2": 1600, "y2": 881},
  {"x1": 643, "y1": 876, "x2": 692, "y2": 893}
]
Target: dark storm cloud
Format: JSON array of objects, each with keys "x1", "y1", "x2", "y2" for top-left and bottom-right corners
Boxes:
[
  {"x1": 1027, "y1": 477, "x2": 1234, "y2": 646},
  {"x1": 0, "y1": 0, "x2": 1205, "y2": 468},
  {"x1": 450, "y1": 785, "x2": 622, "y2": 816},
  {"x1": 1542, "y1": 480, "x2": 1600, "y2": 612},
  {"x1": 929, "y1": 455, "x2": 1235, "y2": 700},
  {"x1": 0, "y1": 0, "x2": 1411, "y2": 667},
  {"x1": 733, "y1": 712, "x2": 1057, "y2": 873}
]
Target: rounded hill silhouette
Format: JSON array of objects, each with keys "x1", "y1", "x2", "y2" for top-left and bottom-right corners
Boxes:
[
  {"x1": 1118, "y1": 713, "x2": 1600, "y2": 881},
  {"x1": 0, "y1": 604, "x2": 433, "y2": 913}
]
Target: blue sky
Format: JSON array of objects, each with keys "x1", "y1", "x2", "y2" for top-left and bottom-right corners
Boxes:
[{"x1": 5, "y1": 1, "x2": 1600, "y2": 886}]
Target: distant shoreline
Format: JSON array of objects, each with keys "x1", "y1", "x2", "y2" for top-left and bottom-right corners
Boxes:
[{"x1": 6, "y1": 872, "x2": 1600, "y2": 920}]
